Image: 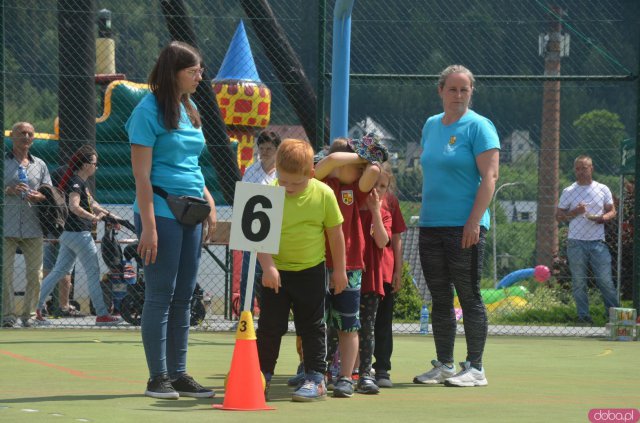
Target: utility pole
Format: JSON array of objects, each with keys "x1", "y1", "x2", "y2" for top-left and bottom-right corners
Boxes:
[
  {"x1": 58, "y1": 0, "x2": 96, "y2": 165},
  {"x1": 536, "y1": 5, "x2": 569, "y2": 267}
]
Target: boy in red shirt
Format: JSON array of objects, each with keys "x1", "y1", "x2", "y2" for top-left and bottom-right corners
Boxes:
[{"x1": 314, "y1": 134, "x2": 388, "y2": 398}]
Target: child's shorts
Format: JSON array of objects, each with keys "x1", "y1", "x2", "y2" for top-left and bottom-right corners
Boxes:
[{"x1": 325, "y1": 269, "x2": 362, "y2": 332}]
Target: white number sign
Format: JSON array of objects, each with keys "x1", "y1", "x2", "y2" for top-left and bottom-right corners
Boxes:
[{"x1": 229, "y1": 182, "x2": 285, "y2": 254}]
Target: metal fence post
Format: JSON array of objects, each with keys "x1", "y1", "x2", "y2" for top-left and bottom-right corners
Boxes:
[{"x1": 0, "y1": 0, "x2": 4, "y2": 324}]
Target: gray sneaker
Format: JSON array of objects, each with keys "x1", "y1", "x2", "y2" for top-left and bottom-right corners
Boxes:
[
  {"x1": 375, "y1": 374, "x2": 393, "y2": 388},
  {"x1": 21, "y1": 317, "x2": 36, "y2": 328},
  {"x1": 326, "y1": 372, "x2": 335, "y2": 391},
  {"x1": 444, "y1": 362, "x2": 488, "y2": 387},
  {"x1": 413, "y1": 360, "x2": 456, "y2": 384},
  {"x1": 332, "y1": 376, "x2": 354, "y2": 398},
  {"x1": 2, "y1": 318, "x2": 17, "y2": 328}
]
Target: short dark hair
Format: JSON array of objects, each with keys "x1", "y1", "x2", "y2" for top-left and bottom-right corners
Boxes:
[
  {"x1": 256, "y1": 130, "x2": 281, "y2": 148},
  {"x1": 328, "y1": 137, "x2": 351, "y2": 154}
]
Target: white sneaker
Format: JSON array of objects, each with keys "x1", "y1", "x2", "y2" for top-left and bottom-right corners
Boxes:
[
  {"x1": 413, "y1": 360, "x2": 456, "y2": 384},
  {"x1": 444, "y1": 362, "x2": 488, "y2": 387},
  {"x1": 21, "y1": 317, "x2": 37, "y2": 328}
]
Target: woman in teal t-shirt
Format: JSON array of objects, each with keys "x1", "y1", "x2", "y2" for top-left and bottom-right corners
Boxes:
[
  {"x1": 126, "y1": 41, "x2": 216, "y2": 400},
  {"x1": 413, "y1": 65, "x2": 500, "y2": 389}
]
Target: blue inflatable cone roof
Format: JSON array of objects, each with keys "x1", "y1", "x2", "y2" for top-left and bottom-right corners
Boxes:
[{"x1": 215, "y1": 20, "x2": 261, "y2": 82}]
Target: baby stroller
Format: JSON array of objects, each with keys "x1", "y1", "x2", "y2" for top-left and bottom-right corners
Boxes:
[
  {"x1": 99, "y1": 215, "x2": 206, "y2": 326},
  {"x1": 117, "y1": 243, "x2": 145, "y2": 326},
  {"x1": 92, "y1": 215, "x2": 141, "y2": 317}
]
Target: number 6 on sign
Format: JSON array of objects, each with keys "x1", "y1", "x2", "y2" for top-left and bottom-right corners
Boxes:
[
  {"x1": 230, "y1": 182, "x2": 284, "y2": 314},
  {"x1": 229, "y1": 182, "x2": 285, "y2": 255}
]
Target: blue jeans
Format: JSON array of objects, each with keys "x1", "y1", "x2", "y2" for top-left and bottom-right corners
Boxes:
[
  {"x1": 566, "y1": 239, "x2": 619, "y2": 319},
  {"x1": 37, "y1": 231, "x2": 108, "y2": 316},
  {"x1": 135, "y1": 214, "x2": 202, "y2": 379}
]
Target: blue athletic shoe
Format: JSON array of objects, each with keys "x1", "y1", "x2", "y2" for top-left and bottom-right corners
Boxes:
[
  {"x1": 356, "y1": 374, "x2": 380, "y2": 395},
  {"x1": 287, "y1": 362, "x2": 305, "y2": 386},
  {"x1": 332, "y1": 376, "x2": 354, "y2": 398},
  {"x1": 291, "y1": 372, "x2": 327, "y2": 402},
  {"x1": 263, "y1": 372, "x2": 272, "y2": 401}
]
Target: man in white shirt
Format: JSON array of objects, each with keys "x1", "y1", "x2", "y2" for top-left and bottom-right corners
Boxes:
[
  {"x1": 557, "y1": 155, "x2": 619, "y2": 325},
  {"x1": 239, "y1": 130, "x2": 281, "y2": 313}
]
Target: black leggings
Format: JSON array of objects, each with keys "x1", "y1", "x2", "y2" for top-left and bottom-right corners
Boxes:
[
  {"x1": 373, "y1": 283, "x2": 394, "y2": 373},
  {"x1": 358, "y1": 292, "x2": 380, "y2": 376},
  {"x1": 419, "y1": 227, "x2": 487, "y2": 368}
]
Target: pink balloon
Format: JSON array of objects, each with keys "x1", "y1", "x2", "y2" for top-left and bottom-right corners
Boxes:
[
  {"x1": 454, "y1": 308, "x2": 463, "y2": 321},
  {"x1": 534, "y1": 265, "x2": 550, "y2": 282}
]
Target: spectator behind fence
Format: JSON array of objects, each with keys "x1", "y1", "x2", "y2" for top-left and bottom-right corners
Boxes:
[
  {"x1": 239, "y1": 130, "x2": 281, "y2": 313},
  {"x1": 413, "y1": 65, "x2": 500, "y2": 388},
  {"x1": 127, "y1": 41, "x2": 217, "y2": 400},
  {"x1": 42, "y1": 164, "x2": 77, "y2": 317},
  {"x1": 36, "y1": 145, "x2": 122, "y2": 327},
  {"x1": 2, "y1": 122, "x2": 52, "y2": 328},
  {"x1": 256, "y1": 138, "x2": 345, "y2": 402},
  {"x1": 556, "y1": 155, "x2": 619, "y2": 325}
]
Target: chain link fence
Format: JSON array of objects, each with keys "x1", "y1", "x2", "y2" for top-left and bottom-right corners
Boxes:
[{"x1": 2, "y1": 0, "x2": 638, "y2": 337}]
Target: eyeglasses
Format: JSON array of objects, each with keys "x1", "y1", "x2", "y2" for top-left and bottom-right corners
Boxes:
[{"x1": 184, "y1": 67, "x2": 205, "y2": 79}]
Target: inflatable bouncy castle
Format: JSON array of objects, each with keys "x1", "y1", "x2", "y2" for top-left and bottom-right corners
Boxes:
[{"x1": 3, "y1": 21, "x2": 269, "y2": 206}]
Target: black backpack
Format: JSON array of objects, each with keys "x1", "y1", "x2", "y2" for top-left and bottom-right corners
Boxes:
[{"x1": 37, "y1": 183, "x2": 69, "y2": 237}]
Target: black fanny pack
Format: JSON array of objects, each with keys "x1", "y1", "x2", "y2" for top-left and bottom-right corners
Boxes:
[{"x1": 152, "y1": 186, "x2": 211, "y2": 226}]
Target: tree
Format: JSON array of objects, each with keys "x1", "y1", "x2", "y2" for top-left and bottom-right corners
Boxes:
[{"x1": 572, "y1": 109, "x2": 627, "y2": 175}]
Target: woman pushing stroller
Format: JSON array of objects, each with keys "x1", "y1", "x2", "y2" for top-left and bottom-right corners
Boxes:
[{"x1": 36, "y1": 145, "x2": 123, "y2": 326}]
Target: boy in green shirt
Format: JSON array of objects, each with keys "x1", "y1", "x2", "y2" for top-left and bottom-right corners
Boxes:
[{"x1": 257, "y1": 139, "x2": 347, "y2": 402}]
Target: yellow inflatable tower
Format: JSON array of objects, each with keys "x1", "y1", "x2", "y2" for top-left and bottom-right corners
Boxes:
[{"x1": 212, "y1": 21, "x2": 271, "y2": 175}]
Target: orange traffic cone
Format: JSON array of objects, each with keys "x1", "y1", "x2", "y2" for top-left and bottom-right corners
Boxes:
[{"x1": 214, "y1": 311, "x2": 274, "y2": 411}]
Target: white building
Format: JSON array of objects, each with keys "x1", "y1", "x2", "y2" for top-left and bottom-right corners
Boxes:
[
  {"x1": 502, "y1": 130, "x2": 537, "y2": 164},
  {"x1": 497, "y1": 200, "x2": 537, "y2": 223}
]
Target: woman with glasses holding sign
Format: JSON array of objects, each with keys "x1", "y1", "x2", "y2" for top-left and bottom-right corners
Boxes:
[
  {"x1": 127, "y1": 41, "x2": 217, "y2": 400},
  {"x1": 36, "y1": 145, "x2": 122, "y2": 326}
]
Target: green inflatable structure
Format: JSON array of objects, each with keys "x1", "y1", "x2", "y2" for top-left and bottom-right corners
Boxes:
[{"x1": 4, "y1": 80, "x2": 235, "y2": 205}]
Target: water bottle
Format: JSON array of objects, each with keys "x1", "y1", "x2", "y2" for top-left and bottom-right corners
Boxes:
[
  {"x1": 419, "y1": 304, "x2": 430, "y2": 334},
  {"x1": 17, "y1": 165, "x2": 29, "y2": 199}
]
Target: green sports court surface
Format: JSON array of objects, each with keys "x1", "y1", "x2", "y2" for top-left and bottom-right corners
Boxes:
[{"x1": 0, "y1": 330, "x2": 637, "y2": 422}]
